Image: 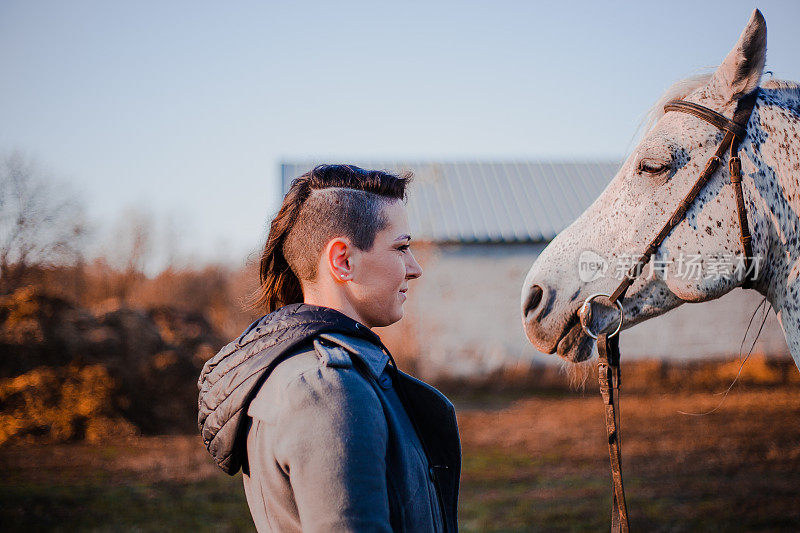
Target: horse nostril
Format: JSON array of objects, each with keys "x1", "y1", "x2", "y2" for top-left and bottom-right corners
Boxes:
[{"x1": 524, "y1": 285, "x2": 543, "y2": 318}]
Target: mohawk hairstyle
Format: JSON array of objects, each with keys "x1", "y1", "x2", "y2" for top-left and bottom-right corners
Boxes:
[{"x1": 254, "y1": 165, "x2": 411, "y2": 312}]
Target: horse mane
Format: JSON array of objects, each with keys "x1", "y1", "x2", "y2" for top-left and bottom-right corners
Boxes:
[
  {"x1": 761, "y1": 78, "x2": 800, "y2": 91},
  {"x1": 643, "y1": 73, "x2": 713, "y2": 133}
]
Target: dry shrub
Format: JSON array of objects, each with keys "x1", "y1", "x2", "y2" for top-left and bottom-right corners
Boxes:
[
  {"x1": 0, "y1": 286, "x2": 46, "y2": 344},
  {"x1": 0, "y1": 286, "x2": 227, "y2": 441},
  {"x1": 10, "y1": 258, "x2": 261, "y2": 344},
  {"x1": 603, "y1": 354, "x2": 797, "y2": 392},
  {"x1": 698, "y1": 352, "x2": 781, "y2": 385},
  {"x1": 0, "y1": 364, "x2": 137, "y2": 445},
  {"x1": 79, "y1": 261, "x2": 259, "y2": 341},
  {"x1": 137, "y1": 263, "x2": 260, "y2": 340},
  {"x1": 0, "y1": 286, "x2": 97, "y2": 378}
]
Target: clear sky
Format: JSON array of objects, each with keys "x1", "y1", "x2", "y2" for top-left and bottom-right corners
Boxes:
[{"x1": 2, "y1": 1, "x2": 799, "y2": 271}]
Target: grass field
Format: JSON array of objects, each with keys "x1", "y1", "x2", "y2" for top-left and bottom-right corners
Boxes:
[{"x1": 2, "y1": 383, "x2": 800, "y2": 532}]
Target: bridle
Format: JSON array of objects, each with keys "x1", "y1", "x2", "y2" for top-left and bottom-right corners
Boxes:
[{"x1": 579, "y1": 90, "x2": 758, "y2": 532}]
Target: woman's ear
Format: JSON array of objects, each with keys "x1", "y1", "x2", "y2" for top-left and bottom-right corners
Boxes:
[{"x1": 326, "y1": 238, "x2": 354, "y2": 281}]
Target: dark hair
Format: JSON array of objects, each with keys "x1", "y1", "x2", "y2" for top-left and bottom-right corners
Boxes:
[{"x1": 254, "y1": 164, "x2": 411, "y2": 313}]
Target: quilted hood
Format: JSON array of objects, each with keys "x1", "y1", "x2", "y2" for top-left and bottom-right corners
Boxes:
[{"x1": 197, "y1": 303, "x2": 380, "y2": 474}]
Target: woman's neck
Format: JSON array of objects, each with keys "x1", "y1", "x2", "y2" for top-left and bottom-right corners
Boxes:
[{"x1": 302, "y1": 283, "x2": 369, "y2": 329}]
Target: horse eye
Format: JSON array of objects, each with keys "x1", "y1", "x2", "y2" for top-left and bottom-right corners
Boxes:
[{"x1": 638, "y1": 159, "x2": 669, "y2": 175}]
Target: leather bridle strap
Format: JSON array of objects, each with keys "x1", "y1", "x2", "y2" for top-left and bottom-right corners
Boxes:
[
  {"x1": 663, "y1": 100, "x2": 748, "y2": 139},
  {"x1": 592, "y1": 92, "x2": 757, "y2": 532},
  {"x1": 598, "y1": 332, "x2": 628, "y2": 533},
  {"x1": 609, "y1": 92, "x2": 758, "y2": 303}
]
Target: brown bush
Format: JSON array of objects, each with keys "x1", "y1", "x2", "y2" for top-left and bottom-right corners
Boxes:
[
  {"x1": 0, "y1": 286, "x2": 227, "y2": 443},
  {"x1": 0, "y1": 364, "x2": 137, "y2": 445}
]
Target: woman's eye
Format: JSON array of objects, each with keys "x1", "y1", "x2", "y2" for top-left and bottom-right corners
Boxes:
[
  {"x1": 638, "y1": 159, "x2": 669, "y2": 175},
  {"x1": 398, "y1": 245, "x2": 410, "y2": 252}
]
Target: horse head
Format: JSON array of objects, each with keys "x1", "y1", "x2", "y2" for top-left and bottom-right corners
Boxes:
[{"x1": 521, "y1": 9, "x2": 769, "y2": 363}]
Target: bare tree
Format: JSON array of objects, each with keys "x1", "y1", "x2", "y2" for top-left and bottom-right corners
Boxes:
[
  {"x1": 105, "y1": 205, "x2": 155, "y2": 305},
  {"x1": 0, "y1": 151, "x2": 87, "y2": 294}
]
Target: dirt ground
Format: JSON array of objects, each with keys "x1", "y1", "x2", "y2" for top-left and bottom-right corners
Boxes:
[
  {"x1": 455, "y1": 383, "x2": 800, "y2": 531},
  {"x1": 2, "y1": 381, "x2": 799, "y2": 532}
]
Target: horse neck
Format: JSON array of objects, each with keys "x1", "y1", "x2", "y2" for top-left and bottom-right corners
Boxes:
[{"x1": 745, "y1": 85, "x2": 800, "y2": 366}]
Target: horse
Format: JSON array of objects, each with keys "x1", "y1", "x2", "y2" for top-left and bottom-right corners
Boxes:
[{"x1": 520, "y1": 9, "x2": 800, "y2": 372}]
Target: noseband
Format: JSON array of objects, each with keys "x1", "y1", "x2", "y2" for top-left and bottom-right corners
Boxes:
[{"x1": 581, "y1": 91, "x2": 758, "y2": 532}]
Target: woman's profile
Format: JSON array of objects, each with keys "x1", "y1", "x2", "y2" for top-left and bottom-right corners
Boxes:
[{"x1": 198, "y1": 164, "x2": 461, "y2": 532}]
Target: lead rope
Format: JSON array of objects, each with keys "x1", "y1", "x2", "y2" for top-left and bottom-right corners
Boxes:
[
  {"x1": 598, "y1": 333, "x2": 629, "y2": 533},
  {"x1": 583, "y1": 91, "x2": 758, "y2": 532}
]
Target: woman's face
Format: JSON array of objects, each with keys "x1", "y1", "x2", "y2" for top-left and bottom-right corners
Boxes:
[{"x1": 348, "y1": 200, "x2": 422, "y2": 328}]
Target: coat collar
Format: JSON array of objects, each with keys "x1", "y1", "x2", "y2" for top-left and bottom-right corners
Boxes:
[{"x1": 318, "y1": 331, "x2": 389, "y2": 380}]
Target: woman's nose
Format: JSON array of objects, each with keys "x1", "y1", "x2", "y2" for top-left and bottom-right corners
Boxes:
[{"x1": 406, "y1": 252, "x2": 423, "y2": 279}]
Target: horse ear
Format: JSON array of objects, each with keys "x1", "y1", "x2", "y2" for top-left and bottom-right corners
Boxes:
[{"x1": 708, "y1": 9, "x2": 766, "y2": 103}]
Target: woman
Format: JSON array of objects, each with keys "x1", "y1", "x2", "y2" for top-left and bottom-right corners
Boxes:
[{"x1": 198, "y1": 165, "x2": 461, "y2": 532}]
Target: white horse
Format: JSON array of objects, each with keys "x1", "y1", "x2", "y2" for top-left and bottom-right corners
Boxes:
[{"x1": 521, "y1": 9, "x2": 800, "y2": 371}]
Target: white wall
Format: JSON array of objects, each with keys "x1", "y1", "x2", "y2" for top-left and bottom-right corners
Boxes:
[{"x1": 406, "y1": 243, "x2": 790, "y2": 377}]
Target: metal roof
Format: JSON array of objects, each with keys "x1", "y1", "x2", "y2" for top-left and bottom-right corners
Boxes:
[{"x1": 280, "y1": 160, "x2": 621, "y2": 243}]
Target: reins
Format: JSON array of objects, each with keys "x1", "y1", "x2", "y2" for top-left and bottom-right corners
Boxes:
[{"x1": 579, "y1": 91, "x2": 758, "y2": 532}]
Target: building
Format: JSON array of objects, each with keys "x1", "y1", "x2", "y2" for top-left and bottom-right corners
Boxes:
[{"x1": 281, "y1": 161, "x2": 790, "y2": 378}]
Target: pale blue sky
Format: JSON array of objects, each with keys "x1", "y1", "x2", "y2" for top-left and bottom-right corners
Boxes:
[{"x1": 2, "y1": 1, "x2": 799, "y2": 270}]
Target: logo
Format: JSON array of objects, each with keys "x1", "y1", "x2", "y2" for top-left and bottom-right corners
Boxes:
[{"x1": 578, "y1": 250, "x2": 608, "y2": 283}]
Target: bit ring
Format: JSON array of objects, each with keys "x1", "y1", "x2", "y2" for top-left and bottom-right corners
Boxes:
[{"x1": 579, "y1": 293, "x2": 624, "y2": 340}]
